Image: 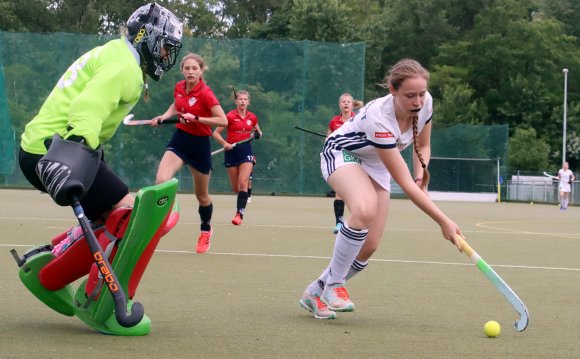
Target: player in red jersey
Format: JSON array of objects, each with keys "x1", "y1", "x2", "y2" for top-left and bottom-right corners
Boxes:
[
  {"x1": 152, "y1": 53, "x2": 227, "y2": 253},
  {"x1": 213, "y1": 90, "x2": 263, "y2": 225},
  {"x1": 327, "y1": 93, "x2": 364, "y2": 234}
]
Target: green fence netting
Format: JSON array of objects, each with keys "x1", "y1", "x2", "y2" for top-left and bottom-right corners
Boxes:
[
  {"x1": 1, "y1": 32, "x2": 508, "y2": 196},
  {"x1": 401, "y1": 124, "x2": 509, "y2": 194},
  {"x1": 1, "y1": 32, "x2": 365, "y2": 195}
]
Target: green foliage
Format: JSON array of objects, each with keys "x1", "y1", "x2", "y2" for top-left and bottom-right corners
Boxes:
[
  {"x1": 287, "y1": 0, "x2": 352, "y2": 42},
  {"x1": 508, "y1": 127, "x2": 550, "y2": 170},
  {"x1": 2, "y1": 0, "x2": 580, "y2": 176},
  {"x1": 1, "y1": 34, "x2": 365, "y2": 194},
  {"x1": 434, "y1": 84, "x2": 488, "y2": 125}
]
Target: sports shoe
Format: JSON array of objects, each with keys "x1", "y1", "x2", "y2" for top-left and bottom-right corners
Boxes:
[
  {"x1": 321, "y1": 283, "x2": 355, "y2": 312},
  {"x1": 247, "y1": 196, "x2": 252, "y2": 203},
  {"x1": 52, "y1": 222, "x2": 104, "y2": 256},
  {"x1": 333, "y1": 222, "x2": 343, "y2": 234},
  {"x1": 231, "y1": 212, "x2": 242, "y2": 225},
  {"x1": 299, "y1": 291, "x2": 337, "y2": 319},
  {"x1": 196, "y1": 228, "x2": 213, "y2": 253}
]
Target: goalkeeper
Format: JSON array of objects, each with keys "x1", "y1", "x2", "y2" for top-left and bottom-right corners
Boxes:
[{"x1": 14, "y1": 3, "x2": 183, "y2": 335}]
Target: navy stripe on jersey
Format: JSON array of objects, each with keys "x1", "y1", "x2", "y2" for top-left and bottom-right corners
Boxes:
[
  {"x1": 367, "y1": 140, "x2": 396, "y2": 149},
  {"x1": 322, "y1": 132, "x2": 367, "y2": 174},
  {"x1": 326, "y1": 132, "x2": 368, "y2": 152},
  {"x1": 322, "y1": 132, "x2": 367, "y2": 175},
  {"x1": 322, "y1": 147, "x2": 335, "y2": 177},
  {"x1": 322, "y1": 130, "x2": 397, "y2": 174}
]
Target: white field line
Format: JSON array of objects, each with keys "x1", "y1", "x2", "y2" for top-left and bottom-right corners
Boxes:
[
  {"x1": 2, "y1": 217, "x2": 579, "y2": 272},
  {"x1": 3, "y1": 243, "x2": 579, "y2": 272},
  {"x1": 2, "y1": 216, "x2": 579, "y2": 237}
]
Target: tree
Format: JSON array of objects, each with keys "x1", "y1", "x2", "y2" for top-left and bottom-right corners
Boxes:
[
  {"x1": 220, "y1": 0, "x2": 288, "y2": 38},
  {"x1": 358, "y1": 0, "x2": 456, "y2": 99},
  {"x1": 247, "y1": 0, "x2": 353, "y2": 42},
  {"x1": 433, "y1": 84, "x2": 487, "y2": 125},
  {"x1": 508, "y1": 127, "x2": 550, "y2": 171}
]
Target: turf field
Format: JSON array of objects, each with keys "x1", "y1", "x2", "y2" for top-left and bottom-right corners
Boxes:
[{"x1": 1, "y1": 189, "x2": 579, "y2": 358}]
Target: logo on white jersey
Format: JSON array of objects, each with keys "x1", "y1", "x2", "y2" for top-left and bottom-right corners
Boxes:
[{"x1": 375, "y1": 131, "x2": 394, "y2": 139}]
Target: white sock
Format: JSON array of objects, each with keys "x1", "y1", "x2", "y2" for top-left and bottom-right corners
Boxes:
[
  {"x1": 326, "y1": 222, "x2": 368, "y2": 286},
  {"x1": 306, "y1": 267, "x2": 329, "y2": 296},
  {"x1": 346, "y1": 259, "x2": 369, "y2": 280}
]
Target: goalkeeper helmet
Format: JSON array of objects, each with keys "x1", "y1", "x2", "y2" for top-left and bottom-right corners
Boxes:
[{"x1": 127, "y1": 3, "x2": 183, "y2": 81}]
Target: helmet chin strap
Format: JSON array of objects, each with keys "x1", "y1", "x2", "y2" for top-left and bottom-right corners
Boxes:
[{"x1": 140, "y1": 43, "x2": 164, "y2": 81}]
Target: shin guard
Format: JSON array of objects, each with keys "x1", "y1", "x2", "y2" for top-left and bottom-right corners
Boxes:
[
  {"x1": 74, "y1": 179, "x2": 179, "y2": 335},
  {"x1": 84, "y1": 207, "x2": 133, "y2": 300}
]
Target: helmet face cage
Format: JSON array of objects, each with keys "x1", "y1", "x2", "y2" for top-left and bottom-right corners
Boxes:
[{"x1": 127, "y1": 3, "x2": 183, "y2": 80}]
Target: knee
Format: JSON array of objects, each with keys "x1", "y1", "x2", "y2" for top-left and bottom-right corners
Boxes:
[
  {"x1": 237, "y1": 181, "x2": 248, "y2": 192},
  {"x1": 156, "y1": 175, "x2": 170, "y2": 185},
  {"x1": 196, "y1": 193, "x2": 211, "y2": 206},
  {"x1": 348, "y1": 202, "x2": 377, "y2": 228}
]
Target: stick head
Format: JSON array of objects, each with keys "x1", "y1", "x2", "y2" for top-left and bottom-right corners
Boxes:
[
  {"x1": 123, "y1": 114, "x2": 135, "y2": 125},
  {"x1": 514, "y1": 311, "x2": 530, "y2": 332}
]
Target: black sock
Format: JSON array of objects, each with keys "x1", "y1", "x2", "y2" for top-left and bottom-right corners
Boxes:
[
  {"x1": 333, "y1": 199, "x2": 345, "y2": 224},
  {"x1": 248, "y1": 187, "x2": 252, "y2": 197},
  {"x1": 237, "y1": 191, "x2": 248, "y2": 217},
  {"x1": 198, "y1": 203, "x2": 213, "y2": 231}
]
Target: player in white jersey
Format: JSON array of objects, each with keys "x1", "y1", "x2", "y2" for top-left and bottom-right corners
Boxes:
[
  {"x1": 558, "y1": 161, "x2": 575, "y2": 210},
  {"x1": 300, "y1": 59, "x2": 464, "y2": 320}
]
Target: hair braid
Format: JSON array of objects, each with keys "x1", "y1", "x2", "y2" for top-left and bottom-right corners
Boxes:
[{"x1": 412, "y1": 116, "x2": 429, "y2": 189}]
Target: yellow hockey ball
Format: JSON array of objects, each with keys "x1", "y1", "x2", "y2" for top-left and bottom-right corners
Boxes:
[{"x1": 484, "y1": 321, "x2": 501, "y2": 338}]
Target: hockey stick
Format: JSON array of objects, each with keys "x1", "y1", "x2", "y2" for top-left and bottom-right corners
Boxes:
[
  {"x1": 456, "y1": 235, "x2": 529, "y2": 332},
  {"x1": 123, "y1": 114, "x2": 180, "y2": 126},
  {"x1": 71, "y1": 197, "x2": 144, "y2": 328},
  {"x1": 543, "y1": 172, "x2": 558, "y2": 180},
  {"x1": 211, "y1": 133, "x2": 255, "y2": 156},
  {"x1": 294, "y1": 126, "x2": 326, "y2": 138}
]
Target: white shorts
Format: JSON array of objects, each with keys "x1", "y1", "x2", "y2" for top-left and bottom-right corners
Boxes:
[
  {"x1": 559, "y1": 182, "x2": 571, "y2": 193},
  {"x1": 320, "y1": 149, "x2": 391, "y2": 192}
]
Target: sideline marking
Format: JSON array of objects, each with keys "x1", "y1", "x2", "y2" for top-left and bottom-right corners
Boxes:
[{"x1": 476, "y1": 220, "x2": 580, "y2": 240}]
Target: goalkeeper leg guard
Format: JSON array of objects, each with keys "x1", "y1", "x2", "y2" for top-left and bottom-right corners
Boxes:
[
  {"x1": 84, "y1": 207, "x2": 132, "y2": 301},
  {"x1": 11, "y1": 245, "x2": 75, "y2": 316},
  {"x1": 74, "y1": 180, "x2": 179, "y2": 335}
]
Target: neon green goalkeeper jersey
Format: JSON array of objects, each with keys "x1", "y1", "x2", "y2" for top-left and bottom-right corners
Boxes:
[{"x1": 21, "y1": 37, "x2": 143, "y2": 154}]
